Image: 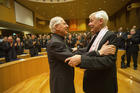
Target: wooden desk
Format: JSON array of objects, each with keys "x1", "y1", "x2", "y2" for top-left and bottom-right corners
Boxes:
[
  {"x1": 39, "y1": 52, "x2": 47, "y2": 55},
  {"x1": 24, "y1": 49, "x2": 29, "y2": 54},
  {"x1": 74, "y1": 68, "x2": 85, "y2": 93},
  {"x1": 0, "y1": 51, "x2": 47, "y2": 63},
  {"x1": 0, "y1": 58, "x2": 5, "y2": 62},
  {"x1": 116, "y1": 50, "x2": 125, "y2": 68},
  {"x1": 0, "y1": 56, "x2": 49, "y2": 92},
  {"x1": 24, "y1": 48, "x2": 46, "y2": 54},
  {"x1": 41, "y1": 48, "x2": 46, "y2": 52},
  {"x1": 0, "y1": 50, "x2": 139, "y2": 92}
]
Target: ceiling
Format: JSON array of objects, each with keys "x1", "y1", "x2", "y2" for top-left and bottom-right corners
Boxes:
[
  {"x1": 0, "y1": 20, "x2": 39, "y2": 33},
  {"x1": 16, "y1": 0, "x2": 131, "y2": 20},
  {"x1": 16, "y1": 0, "x2": 130, "y2": 20}
]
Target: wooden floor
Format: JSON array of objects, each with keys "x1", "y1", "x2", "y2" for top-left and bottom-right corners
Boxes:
[
  {"x1": 1, "y1": 49, "x2": 140, "y2": 93},
  {"x1": 3, "y1": 67, "x2": 140, "y2": 93},
  {"x1": 118, "y1": 72, "x2": 140, "y2": 93},
  {"x1": 118, "y1": 66, "x2": 140, "y2": 83},
  {"x1": 3, "y1": 73, "x2": 50, "y2": 93}
]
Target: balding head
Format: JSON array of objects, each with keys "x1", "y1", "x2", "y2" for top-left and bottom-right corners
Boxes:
[
  {"x1": 16, "y1": 37, "x2": 20, "y2": 42},
  {"x1": 8, "y1": 36, "x2": 13, "y2": 43}
]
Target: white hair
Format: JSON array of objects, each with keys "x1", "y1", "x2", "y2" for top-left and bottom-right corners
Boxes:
[
  {"x1": 49, "y1": 16, "x2": 64, "y2": 33},
  {"x1": 89, "y1": 10, "x2": 109, "y2": 26}
]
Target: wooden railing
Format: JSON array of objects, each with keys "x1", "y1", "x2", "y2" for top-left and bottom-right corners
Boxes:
[
  {"x1": 0, "y1": 49, "x2": 139, "y2": 92},
  {"x1": 116, "y1": 50, "x2": 140, "y2": 68},
  {"x1": 0, "y1": 51, "x2": 47, "y2": 62},
  {"x1": 0, "y1": 55, "x2": 49, "y2": 92}
]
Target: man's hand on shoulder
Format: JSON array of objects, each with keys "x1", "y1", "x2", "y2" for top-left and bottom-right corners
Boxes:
[{"x1": 99, "y1": 41, "x2": 116, "y2": 56}]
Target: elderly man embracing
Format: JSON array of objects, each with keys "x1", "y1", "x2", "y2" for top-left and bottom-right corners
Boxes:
[
  {"x1": 65, "y1": 10, "x2": 118, "y2": 93},
  {"x1": 47, "y1": 10, "x2": 117, "y2": 93}
]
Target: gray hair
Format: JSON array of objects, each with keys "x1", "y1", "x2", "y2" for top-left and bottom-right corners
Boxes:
[
  {"x1": 89, "y1": 10, "x2": 109, "y2": 26},
  {"x1": 49, "y1": 16, "x2": 64, "y2": 33},
  {"x1": 130, "y1": 28, "x2": 136, "y2": 32}
]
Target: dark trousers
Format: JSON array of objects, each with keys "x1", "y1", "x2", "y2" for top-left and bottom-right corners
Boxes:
[
  {"x1": 121, "y1": 54, "x2": 126, "y2": 68},
  {"x1": 30, "y1": 52, "x2": 38, "y2": 57},
  {"x1": 126, "y1": 51, "x2": 138, "y2": 67}
]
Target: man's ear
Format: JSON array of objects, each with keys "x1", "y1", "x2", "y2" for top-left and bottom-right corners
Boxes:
[
  {"x1": 55, "y1": 24, "x2": 60, "y2": 31},
  {"x1": 99, "y1": 18, "x2": 104, "y2": 25}
]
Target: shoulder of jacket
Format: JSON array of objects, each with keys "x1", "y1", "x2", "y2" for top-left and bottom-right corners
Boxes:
[{"x1": 106, "y1": 30, "x2": 115, "y2": 35}]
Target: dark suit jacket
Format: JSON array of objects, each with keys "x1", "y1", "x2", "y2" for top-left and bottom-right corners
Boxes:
[
  {"x1": 3, "y1": 41, "x2": 17, "y2": 62},
  {"x1": 28, "y1": 39, "x2": 38, "y2": 57},
  {"x1": 16, "y1": 42, "x2": 24, "y2": 55},
  {"x1": 136, "y1": 29, "x2": 140, "y2": 44},
  {"x1": 0, "y1": 42, "x2": 4, "y2": 58},
  {"x1": 116, "y1": 32, "x2": 126, "y2": 49},
  {"x1": 46, "y1": 33, "x2": 75, "y2": 93},
  {"x1": 79, "y1": 31, "x2": 118, "y2": 93},
  {"x1": 125, "y1": 33, "x2": 139, "y2": 53}
]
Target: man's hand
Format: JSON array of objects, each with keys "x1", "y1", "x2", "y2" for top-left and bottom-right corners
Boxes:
[
  {"x1": 72, "y1": 47, "x2": 77, "y2": 52},
  {"x1": 10, "y1": 43, "x2": 13, "y2": 47},
  {"x1": 65, "y1": 55, "x2": 81, "y2": 67},
  {"x1": 33, "y1": 41, "x2": 36, "y2": 45},
  {"x1": 99, "y1": 41, "x2": 116, "y2": 56},
  {"x1": 21, "y1": 42, "x2": 23, "y2": 46},
  {"x1": 15, "y1": 43, "x2": 17, "y2": 46},
  {"x1": 127, "y1": 35, "x2": 132, "y2": 39}
]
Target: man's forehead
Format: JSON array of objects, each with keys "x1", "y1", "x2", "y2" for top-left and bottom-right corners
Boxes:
[
  {"x1": 8, "y1": 38, "x2": 12, "y2": 39},
  {"x1": 131, "y1": 30, "x2": 135, "y2": 32},
  {"x1": 89, "y1": 16, "x2": 96, "y2": 20}
]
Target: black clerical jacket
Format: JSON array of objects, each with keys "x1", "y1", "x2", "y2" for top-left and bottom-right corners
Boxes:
[{"x1": 46, "y1": 33, "x2": 75, "y2": 93}]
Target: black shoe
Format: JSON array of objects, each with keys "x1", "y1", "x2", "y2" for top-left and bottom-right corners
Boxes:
[
  {"x1": 134, "y1": 67, "x2": 137, "y2": 70},
  {"x1": 126, "y1": 65, "x2": 130, "y2": 68}
]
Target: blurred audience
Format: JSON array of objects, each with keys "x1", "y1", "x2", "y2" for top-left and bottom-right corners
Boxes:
[
  {"x1": 0, "y1": 26, "x2": 139, "y2": 65},
  {"x1": 125, "y1": 29, "x2": 139, "y2": 70}
]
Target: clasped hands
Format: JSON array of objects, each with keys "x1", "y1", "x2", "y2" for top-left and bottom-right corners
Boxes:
[{"x1": 65, "y1": 41, "x2": 116, "y2": 67}]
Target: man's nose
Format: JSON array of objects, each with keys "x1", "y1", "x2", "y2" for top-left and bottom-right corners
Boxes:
[
  {"x1": 66, "y1": 24, "x2": 69, "y2": 28},
  {"x1": 88, "y1": 22, "x2": 91, "y2": 26}
]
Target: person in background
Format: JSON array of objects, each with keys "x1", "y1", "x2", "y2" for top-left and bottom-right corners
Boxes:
[
  {"x1": 41, "y1": 35, "x2": 48, "y2": 48},
  {"x1": 0, "y1": 35, "x2": 4, "y2": 58},
  {"x1": 132, "y1": 25, "x2": 140, "y2": 44},
  {"x1": 65, "y1": 10, "x2": 118, "y2": 93},
  {"x1": 46, "y1": 34, "x2": 51, "y2": 44},
  {"x1": 16, "y1": 37, "x2": 24, "y2": 55},
  {"x1": 75, "y1": 35, "x2": 84, "y2": 48},
  {"x1": 126, "y1": 28, "x2": 139, "y2": 70},
  {"x1": 66, "y1": 34, "x2": 75, "y2": 48},
  {"x1": 116, "y1": 27, "x2": 126, "y2": 49},
  {"x1": 28, "y1": 35, "x2": 38, "y2": 57},
  {"x1": 3, "y1": 36, "x2": 17, "y2": 62},
  {"x1": 37, "y1": 37, "x2": 42, "y2": 52}
]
